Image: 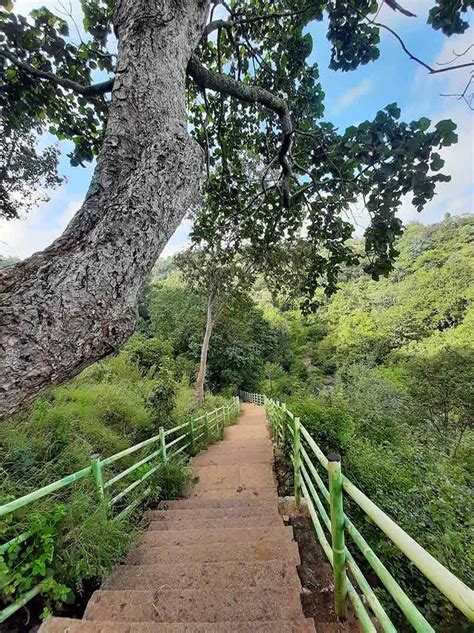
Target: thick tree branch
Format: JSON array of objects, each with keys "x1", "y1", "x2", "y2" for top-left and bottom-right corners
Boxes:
[
  {"x1": 0, "y1": 48, "x2": 114, "y2": 96},
  {"x1": 187, "y1": 54, "x2": 293, "y2": 206}
]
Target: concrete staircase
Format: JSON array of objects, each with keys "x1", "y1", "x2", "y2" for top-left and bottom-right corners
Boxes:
[{"x1": 40, "y1": 403, "x2": 315, "y2": 632}]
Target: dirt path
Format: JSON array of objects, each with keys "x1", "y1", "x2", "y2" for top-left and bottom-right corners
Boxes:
[{"x1": 40, "y1": 403, "x2": 315, "y2": 632}]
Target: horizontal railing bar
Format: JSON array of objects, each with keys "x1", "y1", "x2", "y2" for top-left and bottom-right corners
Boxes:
[
  {"x1": 0, "y1": 530, "x2": 31, "y2": 555},
  {"x1": 344, "y1": 513, "x2": 435, "y2": 631},
  {"x1": 104, "y1": 450, "x2": 160, "y2": 489},
  {"x1": 301, "y1": 478, "x2": 376, "y2": 633},
  {"x1": 170, "y1": 442, "x2": 189, "y2": 456},
  {"x1": 109, "y1": 465, "x2": 158, "y2": 506},
  {"x1": 342, "y1": 477, "x2": 474, "y2": 621},
  {"x1": 166, "y1": 433, "x2": 188, "y2": 449},
  {"x1": 0, "y1": 580, "x2": 48, "y2": 623},
  {"x1": 194, "y1": 430, "x2": 206, "y2": 442},
  {"x1": 300, "y1": 452, "x2": 432, "y2": 630},
  {"x1": 301, "y1": 464, "x2": 398, "y2": 633},
  {"x1": 300, "y1": 445, "x2": 329, "y2": 501},
  {"x1": 101, "y1": 434, "x2": 160, "y2": 466},
  {"x1": 300, "y1": 424, "x2": 328, "y2": 470},
  {"x1": 113, "y1": 487, "x2": 151, "y2": 522},
  {"x1": 164, "y1": 422, "x2": 188, "y2": 436},
  {"x1": 0, "y1": 467, "x2": 91, "y2": 517}
]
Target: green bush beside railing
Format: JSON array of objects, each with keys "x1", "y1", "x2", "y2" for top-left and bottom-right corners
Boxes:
[
  {"x1": 240, "y1": 391, "x2": 474, "y2": 632},
  {"x1": 0, "y1": 397, "x2": 240, "y2": 623}
]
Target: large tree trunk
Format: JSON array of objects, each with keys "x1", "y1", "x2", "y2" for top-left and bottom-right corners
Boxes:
[
  {"x1": 0, "y1": 0, "x2": 210, "y2": 419},
  {"x1": 195, "y1": 294, "x2": 214, "y2": 406}
]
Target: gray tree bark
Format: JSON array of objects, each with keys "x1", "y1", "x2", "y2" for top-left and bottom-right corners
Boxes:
[
  {"x1": 195, "y1": 294, "x2": 215, "y2": 406},
  {"x1": 0, "y1": 0, "x2": 210, "y2": 419}
]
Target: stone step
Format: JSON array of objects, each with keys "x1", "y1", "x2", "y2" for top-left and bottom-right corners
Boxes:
[
  {"x1": 208, "y1": 439, "x2": 271, "y2": 447},
  {"x1": 147, "y1": 515, "x2": 282, "y2": 531},
  {"x1": 224, "y1": 427, "x2": 269, "y2": 439},
  {"x1": 160, "y1": 497, "x2": 276, "y2": 510},
  {"x1": 201, "y1": 447, "x2": 273, "y2": 457},
  {"x1": 193, "y1": 464, "x2": 275, "y2": 488},
  {"x1": 127, "y1": 540, "x2": 300, "y2": 565},
  {"x1": 103, "y1": 560, "x2": 301, "y2": 591},
  {"x1": 148, "y1": 505, "x2": 279, "y2": 521},
  {"x1": 84, "y1": 588, "x2": 305, "y2": 623},
  {"x1": 187, "y1": 487, "x2": 277, "y2": 500},
  {"x1": 192, "y1": 452, "x2": 272, "y2": 466},
  {"x1": 40, "y1": 617, "x2": 316, "y2": 632},
  {"x1": 139, "y1": 526, "x2": 293, "y2": 546}
]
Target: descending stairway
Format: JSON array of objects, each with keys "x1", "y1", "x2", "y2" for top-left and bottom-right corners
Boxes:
[{"x1": 40, "y1": 403, "x2": 315, "y2": 632}]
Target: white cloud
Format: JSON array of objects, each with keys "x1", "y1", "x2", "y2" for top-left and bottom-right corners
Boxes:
[
  {"x1": 375, "y1": 0, "x2": 433, "y2": 28},
  {"x1": 0, "y1": 197, "x2": 81, "y2": 259},
  {"x1": 335, "y1": 79, "x2": 373, "y2": 112},
  {"x1": 161, "y1": 219, "x2": 192, "y2": 258}
]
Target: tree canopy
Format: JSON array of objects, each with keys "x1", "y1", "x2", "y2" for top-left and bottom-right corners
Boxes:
[{"x1": 1, "y1": 0, "x2": 473, "y2": 416}]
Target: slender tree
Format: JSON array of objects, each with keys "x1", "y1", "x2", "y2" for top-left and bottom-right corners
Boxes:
[
  {"x1": 175, "y1": 248, "x2": 251, "y2": 405},
  {"x1": 1, "y1": 0, "x2": 472, "y2": 417}
]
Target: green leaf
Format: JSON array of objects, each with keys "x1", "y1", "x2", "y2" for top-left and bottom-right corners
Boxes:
[
  {"x1": 385, "y1": 103, "x2": 401, "y2": 119},
  {"x1": 435, "y1": 119, "x2": 457, "y2": 134},
  {"x1": 430, "y1": 153, "x2": 444, "y2": 171},
  {"x1": 418, "y1": 117, "x2": 431, "y2": 132}
]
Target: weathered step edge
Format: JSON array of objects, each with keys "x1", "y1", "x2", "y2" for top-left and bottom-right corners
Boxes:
[
  {"x1": 84, "y1": 588, "x2": 306, "y2": 623},
  {"x1": 40, "y1": 617, "x2": 316, "y2": 632},
  {"x1": 103, "y1": 560, "x2": 302, "y2": 591}
]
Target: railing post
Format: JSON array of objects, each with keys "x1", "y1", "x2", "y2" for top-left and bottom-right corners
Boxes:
[
  {"x1": 188, "y1": 417, "x2": 194, "y2": 453},
  {"x1": 90, "y1": 453, "x2": 104, "y2": 499},
  {"x1": 159, "y1": 426, "x2": 167, "y2": 464},
  {"x1": 293, "y1": 417, "x2": 301, "y2": 509},
  {"x1": 281, "y1": 403, "x2": 286, "y2": 445},
  {"x1": 328, "y1": 453, "x2": 347, "y2": 619}
]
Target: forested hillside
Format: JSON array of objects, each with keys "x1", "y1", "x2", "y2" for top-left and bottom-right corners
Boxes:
[
  {"x1": 257, "y1": 215, "x2": 473, "y2": 629},
  {"x1": 144, "y1": 215, "x2": 473, "y2": 628},
  {"x1": 1, "y1": 215, "x2": 472, "y2": 628}
]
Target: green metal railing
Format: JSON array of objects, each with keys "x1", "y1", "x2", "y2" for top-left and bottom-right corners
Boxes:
[
  {"x1": 240, "y1": 392, "x2": 474, "y2": 632},
  {"x1": 0, "y1": 396, "x2": 240, "y2": 623}
]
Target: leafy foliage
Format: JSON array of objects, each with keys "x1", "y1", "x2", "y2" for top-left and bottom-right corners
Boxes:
[
  {"x1": 1, "y1": 0, "x2": 470, "y2": 303},
  {"x1": 254, "y1": 215, "x2": 473, "y2": 629},
  {"x1": 0, "y1": 124, "x2": 63, "y2": 219}
]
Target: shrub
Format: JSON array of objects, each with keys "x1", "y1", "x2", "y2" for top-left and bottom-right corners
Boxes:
[
  {"x1": 287, "y1": 396, "x2": 354, "y2": 454},
  {"x1": 124, "y1": 334, "x2": 173, "y2": 374},
  {"x1": 151, "y1": 456, "x2": 193, "y2": 500}
]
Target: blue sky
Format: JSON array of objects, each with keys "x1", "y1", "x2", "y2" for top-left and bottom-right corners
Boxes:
[{"x1": 1, "y1": 0, "x2": 472, "y2": 259}]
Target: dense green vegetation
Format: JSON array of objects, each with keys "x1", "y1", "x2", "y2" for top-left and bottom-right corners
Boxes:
[
  {"x1": 145, "y1": 215, "x2": 472, "y2": 629},
  {"x1": 1, "y1": 215, "x2": 472, "y2": 628},
  {"x1": 258, "y1": 216, "x2": 473, "y2": 630},
  {"x1": 0, "y1": 332, "x2": 236, "y2": 620}
]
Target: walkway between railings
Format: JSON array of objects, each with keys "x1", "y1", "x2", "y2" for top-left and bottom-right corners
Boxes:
[{"x1": 39, "y1": 403, "x2": 316, "y2": 632}]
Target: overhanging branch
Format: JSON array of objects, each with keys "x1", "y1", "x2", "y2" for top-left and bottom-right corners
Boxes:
[
  {"x1": 0, "y1": 48, "x2": 114, "y2": 96},
  {"x1": 187, "y1": 54, "x2": 293, "y2": 206},
  {"x1": 373, "y1": 21, "x2": 474, "y2": 74}
]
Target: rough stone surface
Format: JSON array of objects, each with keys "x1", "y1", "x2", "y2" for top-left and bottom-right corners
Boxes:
[
  {"x1": 103, "y1": 561, "x2": 302, "y2": 591},
  {"x1": 83, "y1": 588, "x2": 305, "y2": 622},
  {"x1": 147, "y1": 515, "x2": 282, "y2": 530},
  {"x1": 40, "y1": 404, "x2": 314, "y2": 632},
  {"x1": 40, "y1": 617, "x2": 317, "y2": 632}
]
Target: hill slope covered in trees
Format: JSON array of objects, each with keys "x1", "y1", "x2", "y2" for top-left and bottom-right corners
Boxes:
[{"x1": 1, "y1": 216, "x2": 472, "y2": 628}]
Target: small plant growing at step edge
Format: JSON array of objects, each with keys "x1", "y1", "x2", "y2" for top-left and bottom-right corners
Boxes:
[
  {"x1": 0, "y1": 504, "x2": 73, "y2": 617},
  {"x1": 151, "y1": 456, "x2": 193, "y2": 500}
]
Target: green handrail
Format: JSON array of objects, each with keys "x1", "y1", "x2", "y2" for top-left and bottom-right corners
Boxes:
[
  {"x1": 239, "y1": 392, "x2": 474, "y2": 631},
  {"x1": 0, "y1": 396, "x2": 240, "y2": 624}
]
